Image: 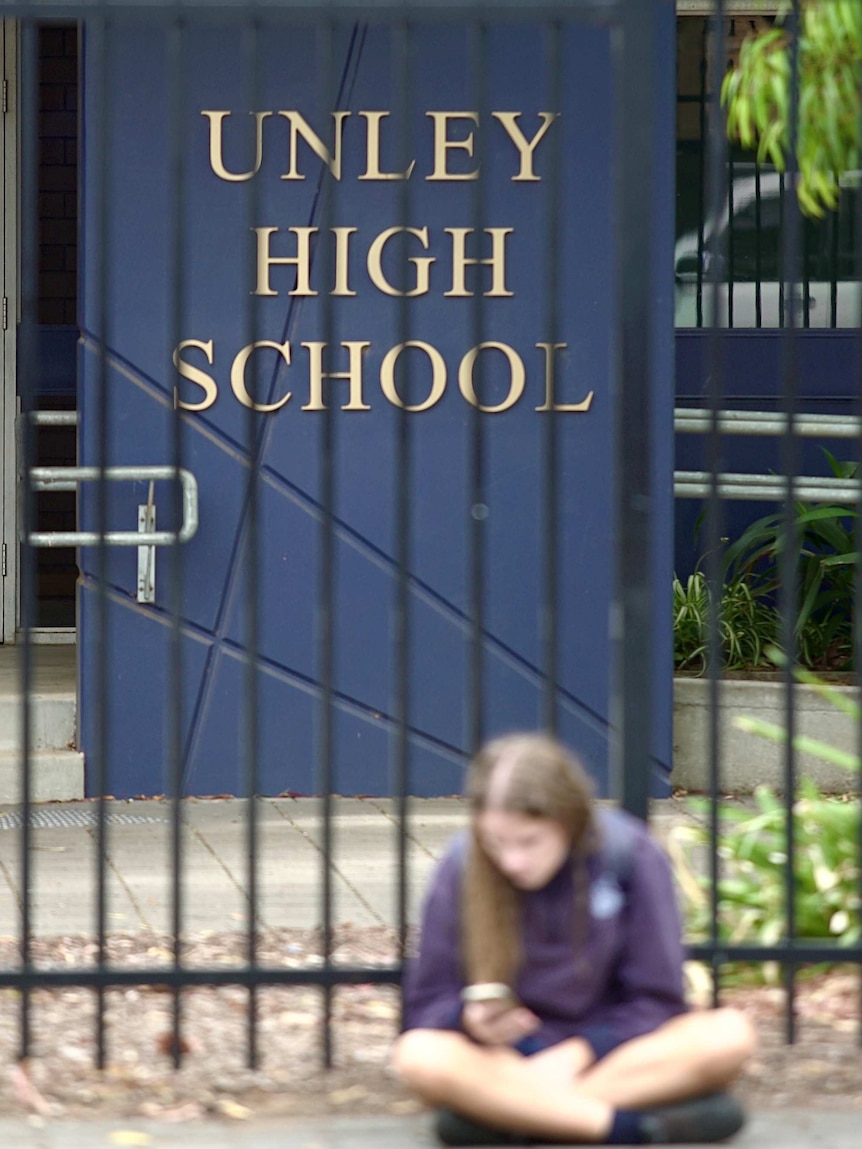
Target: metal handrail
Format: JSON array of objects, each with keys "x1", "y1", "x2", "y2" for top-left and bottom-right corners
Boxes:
[
  {"x1": 675, "y1": 408, "x2": 862, "y2": 439},
  {"x1": 28, "y1": 411, "x2": 78, "y2": 428},
  {"x1": 17, "y1": 411, "x2": 198, "y2": 547},
  {"x1": 23, "y1": 466, "x2": 199, "y2": 547},
  {"x1": 674, "y1": 471, "x2": 861, "y2": 504},
  {"x1": 674, "y1": 407, "x2": 860, "y2": 502}
]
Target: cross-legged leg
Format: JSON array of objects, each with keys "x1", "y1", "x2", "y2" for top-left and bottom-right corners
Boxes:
[
  {"x1": 392, "y1": 1008, "x2": 756, "y2": 1144},
  {"x1": 392, "y1": 1029, "x2": 615, "y2": 1142},
  {"x1": 572, "y1": 1008, "x2": 757, "y2": 1109}
]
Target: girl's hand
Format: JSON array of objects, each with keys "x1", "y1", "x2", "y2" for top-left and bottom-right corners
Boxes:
[{"x1": 461, "y1": 999, "x2": 541, "y2": 1046}]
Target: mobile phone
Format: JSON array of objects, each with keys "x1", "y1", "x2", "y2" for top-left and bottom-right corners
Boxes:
[{"x1": 460, "y1": 982, "x2": 519, "y2": 1005}]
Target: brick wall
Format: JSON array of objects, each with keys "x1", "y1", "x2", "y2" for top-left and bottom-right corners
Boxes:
[{"x1": 38, "y1": 24, "x2": 77, "y2": 326}]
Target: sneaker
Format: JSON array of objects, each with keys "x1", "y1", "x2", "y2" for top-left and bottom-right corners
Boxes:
[
  {"x1": 639, "y1": 1093, "x2": 746, "y2": 1144},
  {"x1": 435, "y1": 1108, "x2": 530, "y2": 1146}
]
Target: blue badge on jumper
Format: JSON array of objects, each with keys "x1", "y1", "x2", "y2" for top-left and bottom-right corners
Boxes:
[{"x1": 590, "y1": 874, "x2": 624, "y2": 919}]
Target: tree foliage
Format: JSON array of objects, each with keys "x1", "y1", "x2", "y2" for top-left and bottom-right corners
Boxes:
[{"x1": 722, "y1": 0, "x2": 862, "y2": 216}]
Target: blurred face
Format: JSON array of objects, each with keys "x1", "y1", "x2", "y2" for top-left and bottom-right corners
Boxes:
[{"x1": 476, "y1": 809, "x2": 571, "y2": 890}]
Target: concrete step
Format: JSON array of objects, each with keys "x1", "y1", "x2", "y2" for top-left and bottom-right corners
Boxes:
[
  {"x1": 0, "y1": 749, "x2": 85, "y2": 802},
  {"x1": 0, "y1": 692, "x2": 77, "y2": 752},
  {"x1": 0, "y1": 648, "x2": 82, "y2": 802}
]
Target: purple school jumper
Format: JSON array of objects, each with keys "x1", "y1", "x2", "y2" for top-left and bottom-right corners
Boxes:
[{"x1": 402, "y1": 808, "x2": 688, "y2": 1060}]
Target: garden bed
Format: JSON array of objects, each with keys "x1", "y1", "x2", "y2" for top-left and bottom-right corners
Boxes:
[{"x1": 0, "y1": 928, "x2": 859, "y2": 1122}]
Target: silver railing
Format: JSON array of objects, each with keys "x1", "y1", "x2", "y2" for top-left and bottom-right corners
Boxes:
[
  {"x1": 673, "y1": 408, "x2": 860, "y2": 504},
  {"x1": 25, "y1": 465, "x2": 199, "y2": 547},
  {"x1": 17, "y1": 411, "x2": 199, "y2": 602}
]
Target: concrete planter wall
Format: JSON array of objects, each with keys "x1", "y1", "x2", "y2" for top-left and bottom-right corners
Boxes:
[{"x1": 672, "y1": 676, "x2": 860, "y2": 794}]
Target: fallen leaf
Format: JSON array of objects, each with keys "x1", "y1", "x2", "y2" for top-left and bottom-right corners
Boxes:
[
  {"x1": 156, "y1": 1032, "x2": 193, "y2": 1058},
  {"x1": 108, "y1": 1133, "x2": 153, "y2": 1147},
  {"x1": 214, "y1": 1098, "x2": 254, "y2": 1120},
  {"x1": 328, "y1": 1084, "x2": 368, "y2": 1105},
  {"x1": 388, "y1": 1098, "x2": 424, "y2": 1115},
  {"x1": 137, "y1": 1101, "x2": 205, "y2": 1123},
  {"x1": 363, "y1": 1000, "x2": 398, "y2": 1020},
  {"x1": 797, "y1": 1060, "x2": 830, "y2": 1078}
]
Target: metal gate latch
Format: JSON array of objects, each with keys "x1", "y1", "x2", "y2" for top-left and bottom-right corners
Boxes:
[{"x1": 137, "y1": 482, "x2": 157, "y2": 603}]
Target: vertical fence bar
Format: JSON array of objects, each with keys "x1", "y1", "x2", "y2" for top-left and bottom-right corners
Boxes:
[
  {"x1": 612, "y1": 0, "x2": 656, "y2": 821},
  {"x1": 695, "y1": 16, "x2": 708, "y2": 329},
  {"x1": 779, "y1": 0, "x2": 802, "y2": 1043},
  {"x1": 704, "y1": 0, "x2": 726, "y2": 1009},
  {"x1": 392, "y1": 17, "x2": 412, "y2": 967},
  {"x1": 17, "y1": 15, "x2": 39, "y2": 1063},
  {"x1": 318, "y1": 16, "x2": 336, "y2": 1070},
  {"x1": 91, "y1": 11, "x2": 112, "y2": 1069},
  {"x1": 467, "y1": 19, "x2": 487, "y2": 758},
  {"x1": 829, "y1": 203, "x2": 839, "y2": 329},
  {"x1": 541, "y1": 20, "x2": 562, "y2": 738},
  {"x1": 166, "y1": 12, "x2": 187, "y2": 1069},
  {"x1": 779, "y1": 177, "x2": 786, "y2": 328},
  {"x1": 755, "y1": 162, "x2": 762, "y2": 328},
  {"x1": 241, "y1": 12, "x2": 263, "y2": 1071},
  {"x1": 727, "y1": 152, "x2": 734, "y2": 329},
  {"x1": 856, "y1": 21, "x2": 862, "y2": 1045}
]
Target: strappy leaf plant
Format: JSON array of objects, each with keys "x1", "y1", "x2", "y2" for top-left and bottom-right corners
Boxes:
[
  {"x1": 668, "y1": 664, "x2": 860, "y2": 980},
  {"x1": 673, "y1": 570, "x2": 779, "y2": 673},
  {"x1": 721, "y1": 451, "x2": 856, "y2": 671}
]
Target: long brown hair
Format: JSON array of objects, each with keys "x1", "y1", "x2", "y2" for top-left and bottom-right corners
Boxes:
[{"x1": 462, "y1": 732, "x2": 597, "y2": 986}]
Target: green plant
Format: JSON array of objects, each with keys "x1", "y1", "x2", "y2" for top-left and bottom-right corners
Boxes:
[
  {"x1": 722, "y1": 0, "x2": 862, "y2": 217},
  {"x1": 672, "y1": 781, "x2": 860, "y2": 951},
  {"x1": 720, "y1": 451, "x2": 857, "y2": 671},
  {"x1": 673, "y1": 569, "x2": 779, "y2": 674},
  {"x1": 668, "y1": 665, "x2": 861, "y2": 980}
]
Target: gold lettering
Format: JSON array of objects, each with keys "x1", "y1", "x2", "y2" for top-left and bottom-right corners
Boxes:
[
  {"x1": 202, "y1": 111, "x2": 272, "y2": 182},
  {"x1": 445, "y1": 228, "x2": 514, "y2": 298},
  {"x1": 332, "y1": 227, "x2": 358, "y2": 297},
  {"x1": 301, "y1": 341, "x2": 371, "y2": 411},
  {"x1": 359, "y1": 112, "x2": 416, "y2": 180},
  {"x1": 534, "y1": 343, "x2": 593, "y2": 411},
  {"x1": 367, "y1": 227, "x2": 434, "y2": 297},
  {"x1": 459, "y1": 342, "x2": 525, "y2": 413},
  {"x1": 426, "y1": 112, "x2": 479, "y2": 181},
  {"x1": 491, "y1": 112, "x2": 558, "y2": 181},
  {"x1": 279, "y1": 111, "x2": 349, "y2": 180},
  {"x1": 230, "y1": 341, "x2": 292, "y2": 412},
  {"x1": 380, "y1": 341, "x2": 447, "y2": 411},
  {"x1": 173, "y1": 339, "x2": 218, "y2": 412},
  {"x1": 252, "y1": 226, "x2": 318, "y2": 297}
]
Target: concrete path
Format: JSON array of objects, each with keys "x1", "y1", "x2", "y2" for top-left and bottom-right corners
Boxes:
[
  {"x1": 0, "y1": 1109, "x2": 858, "y2": 1148},
  {"x1": 0, "y1": 795, "x2": 710, "y2": 937},
  {"x1": 0, "y1": 795, "x2": 466, "y2": 936}
]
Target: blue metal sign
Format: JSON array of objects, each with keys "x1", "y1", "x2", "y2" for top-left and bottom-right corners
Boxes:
[{"x1": 78, "y1": 12, "x2": 676, "y2": 798}]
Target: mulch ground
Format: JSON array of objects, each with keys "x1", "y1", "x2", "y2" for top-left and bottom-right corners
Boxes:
[{"x1": 0, "y1": 928, "x2": 858, "y2": 1123}]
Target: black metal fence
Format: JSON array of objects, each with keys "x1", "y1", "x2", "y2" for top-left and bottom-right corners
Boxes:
[
  {"x1": 4, "y1": 0, "x2": 861, "y2": 1072},
  {"x1": 677, "y1": 1, "x2": 862, "y2": 1044}
]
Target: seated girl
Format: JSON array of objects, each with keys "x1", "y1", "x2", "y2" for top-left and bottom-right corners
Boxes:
[{"x1": 392, "y1": 732, "x2": 756, "y2": 1145}]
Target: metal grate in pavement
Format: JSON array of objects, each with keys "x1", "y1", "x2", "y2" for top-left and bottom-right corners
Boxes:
[{"x1": 0, "y1": 808, "x2": 168, "y2": 831}]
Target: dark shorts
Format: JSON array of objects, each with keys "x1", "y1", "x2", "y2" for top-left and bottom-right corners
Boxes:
[
  {"x1": 513, "y1": 1023, "x2": 624, "y2": 1062},
  {"x1": 513, "y1": 1034, "x2": 552, "y2": 1056}
]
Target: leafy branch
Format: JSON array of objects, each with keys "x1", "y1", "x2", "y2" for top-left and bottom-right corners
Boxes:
[{"x1": 722, "y1": 0, "x2": 862, "y2": 216}]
